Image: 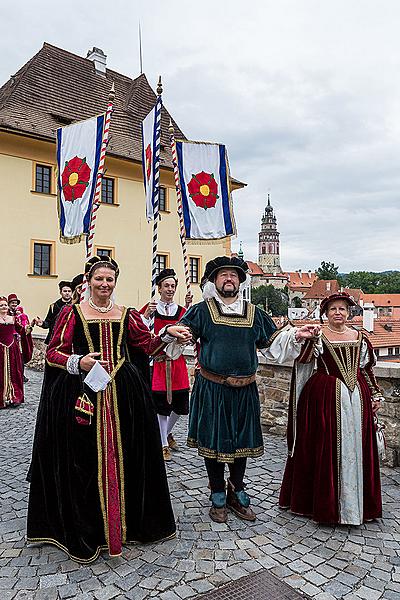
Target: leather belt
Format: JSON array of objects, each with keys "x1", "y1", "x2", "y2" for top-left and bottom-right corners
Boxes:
[{"x1": 200, "y1": 367, "x2": 256, "y2": 388}]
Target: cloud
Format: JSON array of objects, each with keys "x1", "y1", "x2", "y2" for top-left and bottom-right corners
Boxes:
[{"x1": 2, "y1": 0, "x2": 400, "y2": 272}]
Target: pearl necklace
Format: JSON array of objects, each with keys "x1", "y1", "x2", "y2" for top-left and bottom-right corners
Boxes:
[
  {"x1": 88, "y1": 297, "x2": 114, "y2": 313},
  {"x1": 326, "y1": 325, "x2": 347, "y2": 334}
]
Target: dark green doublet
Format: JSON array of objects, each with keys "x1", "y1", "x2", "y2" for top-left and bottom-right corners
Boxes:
[{"x1": 181, "y1": 299, "x2": 277, "y2": 462}]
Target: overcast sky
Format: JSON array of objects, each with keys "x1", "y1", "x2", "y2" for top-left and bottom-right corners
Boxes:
[{"x1": 2, "y1": 1, "x2": 400, "y2": 272}]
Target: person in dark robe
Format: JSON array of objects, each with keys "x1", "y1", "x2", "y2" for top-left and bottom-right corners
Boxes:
[
  {"x1": 32, "y1": 281, "x2": 73, "y2": 343},
  {"x1": 27, "y1": 256, "x2": 191, "y2": 563}
]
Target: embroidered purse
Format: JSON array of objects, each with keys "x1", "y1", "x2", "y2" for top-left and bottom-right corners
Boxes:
[{"x1": 75, "y1": 393, "x2": 94, "y2": 426}]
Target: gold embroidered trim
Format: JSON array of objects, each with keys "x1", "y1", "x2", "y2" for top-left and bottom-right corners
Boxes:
[
  {"x1": 335, "y1": 378, "x2": 342, "y2": 520},
  {"x1": 322, "y1": 332, "x2": 361, "y2": 392},
  {"x1": 187, "y1": 438, "x2": 264, "y2": 463},
  {"x1": 26, "y1": 536, "x2": 107, "y2": 564},
  {"x1": 111, "y1": 378, "x2": 126, "y2": 543},
  {"x1": 206, "y1": 298, "x2": 255, "y2": 328}
]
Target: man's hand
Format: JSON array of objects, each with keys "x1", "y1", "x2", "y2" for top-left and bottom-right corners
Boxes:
[
  {"x1": 185, "y1": 292, "x2": 193, "y2": 308},
  {"x1": 166, "y1": 325, "x2": 192, "y2": 343},
  {"x1": 32, "y1": 316, "x2": 43, "y2": 327},
  {"x1": 143, "y1": 300, "x2": 157, "y2": 319},
  {"x1": 295, "y1": 325, "x2": 321, "y2": 341}
]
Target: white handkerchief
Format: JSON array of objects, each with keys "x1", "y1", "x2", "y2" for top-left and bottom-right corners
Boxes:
[{"x1": 84, "y1": 361, "x2": 111, "y2": 392}]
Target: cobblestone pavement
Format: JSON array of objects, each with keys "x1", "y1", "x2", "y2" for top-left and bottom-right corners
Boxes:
[{"x1": 1, "y1": 369, "x2": 400, "y2": 600}]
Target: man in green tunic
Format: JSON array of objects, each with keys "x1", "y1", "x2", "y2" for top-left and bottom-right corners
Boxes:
[{"x1": 170, "y1": 256, "x2": 318, "y2": 523}]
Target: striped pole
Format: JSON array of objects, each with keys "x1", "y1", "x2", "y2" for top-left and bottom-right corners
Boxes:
[
  {"x1": 168, "y1": 120, "x2": 191, "y2": 296},
  {"x1": 149, "y1": 78, "x2": 163, "y2": 331},
  {"x1": 80, "y1": 83, "x2": 115, "y2": 299}
]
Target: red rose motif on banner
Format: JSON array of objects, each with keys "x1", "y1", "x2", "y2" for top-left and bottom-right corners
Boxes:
[
  {"x1": 61, "y1": 156, "x2": 91, "y2": 202},
  {"x1": 187, "y1": 171, "x2": 219, "y2": 209},
  {"x1": 145, "y1": 144, "x2": 152, "y2": 182}
]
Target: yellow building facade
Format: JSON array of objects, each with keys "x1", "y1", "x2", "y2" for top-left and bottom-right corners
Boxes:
[{"x1": 0, "y1": 44, "x2": 238, "y2": 321}]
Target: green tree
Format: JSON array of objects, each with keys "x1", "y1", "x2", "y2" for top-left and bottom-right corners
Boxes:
[
  {"x1": 251, "y1": 285, "x2": 288, "y2": 316},
  {"x1": 316, "y1": 261, "x2": 340, "y2": 281}
]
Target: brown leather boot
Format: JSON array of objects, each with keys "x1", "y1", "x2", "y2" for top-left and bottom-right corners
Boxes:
[
  {"x1": 209, "y1": 506, "x2": 228, "y2": 523},
  {"x1": 226, "y1": 479, "x2": 256, "y2": 521}
]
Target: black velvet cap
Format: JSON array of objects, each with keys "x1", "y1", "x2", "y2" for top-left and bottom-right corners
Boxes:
[{"x1": 203, "y1": 256, "x2": 248, "y2": 284}]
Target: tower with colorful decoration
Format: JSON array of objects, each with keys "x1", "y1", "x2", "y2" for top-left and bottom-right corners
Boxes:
[{"x1": 258, "y1": 194, "x2": 282, "y2": 275}]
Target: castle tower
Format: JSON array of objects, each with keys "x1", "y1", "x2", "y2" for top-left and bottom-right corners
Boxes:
[{"x1": 258, "y1": 194, "x2": 282, "y2": 274}]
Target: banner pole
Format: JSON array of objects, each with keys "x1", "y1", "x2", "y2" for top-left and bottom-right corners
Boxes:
[
  {"x1": 149, "y1": 77, "x2": 163, "y2": 331},
  {"x1": 168, "y1": 120, "x2": 191, "y2": 297},
  {"x1": 81, "y1": 83, "x2": 115, "y2": 299}
]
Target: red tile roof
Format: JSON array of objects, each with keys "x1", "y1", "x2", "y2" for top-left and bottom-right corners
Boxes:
[
  {"x1": 361, "y1": 294, "x2": 400, "y2": 307},
  {"x1": 302, "y1": 279, "x2": 340, "y2": 300},
  {"x1": 0, "y1": 43, "x2": 184, "y2": 167},
  {"x1": 285, "y1": 271, "x2": 317, "y2": 289},
  {"x1": 246, "y1": 261, "x2": 265, "y2": 275}
]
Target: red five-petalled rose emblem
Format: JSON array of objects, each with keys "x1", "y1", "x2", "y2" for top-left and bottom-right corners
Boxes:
[
  {"x1": 61, "y1": 156, "x2": 91, "y2": 202},
  {"x1": 145, "y1": 144, "x2": 152, "y2": 182},
  {"x1": 187, "y1": 171, "x2": 219, "y2": 209}
]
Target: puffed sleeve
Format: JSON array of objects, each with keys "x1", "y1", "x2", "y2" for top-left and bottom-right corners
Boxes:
[
  {"x1": 46, "y1": 306, "x2": 76, "y2": 369},
  {"x1": 360, "y1": 335, "x2": 384, "y2": 399},
  {"x1": 127, "y1": 309, "x2": 166, "y2": 356}
]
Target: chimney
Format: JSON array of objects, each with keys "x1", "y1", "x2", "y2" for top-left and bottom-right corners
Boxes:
[
  {"x1": 363, "y1": 303, "x2": 375, "y2": 333},
  {"x1": 308, "y1": 270, "x2": 312, "y2": 278},
  {"x1": 87, "y1": 47, "x2": 107, "y2": 75},
  {"x1": 326, "y1": 282, "x2": 331, "y2": 291}
]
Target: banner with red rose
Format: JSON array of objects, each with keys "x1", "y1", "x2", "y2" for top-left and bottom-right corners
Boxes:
[
  {"x1": 57, "y1": 114, "x2": 105, "y2": 243},
  {"x1": 141, "y1": 97, "x2": 162, "y2": 221},
  {"x1": 175, "y1": 140, "x2": 236, "y2": 240}
]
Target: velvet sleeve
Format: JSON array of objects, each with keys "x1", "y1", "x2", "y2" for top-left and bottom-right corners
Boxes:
[
  {"x1": 127, "y1": 309, "x2": 166, "y2": 356},
  {"x1": 41, "y1": 304, "x2": 54, "y2": 330},
  {"x1": 255, "y1": 308, "x2": 278, "y2": 349},
  {"x1": 360, "y1": 335, "x2": 383, "y2": 399},
  {"x1": 179, "y1": 304, "x2": 201, "y2": 340},
  {"x1": 46, "y1": 306, "x2": 76, "y2": 369}
]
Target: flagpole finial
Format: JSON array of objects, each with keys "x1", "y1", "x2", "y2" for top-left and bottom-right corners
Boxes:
[
  {"x1": 109, "y1": 82, "x2": 115, "y2": 102},
  {"x1": 157, "y1": 76, "x2": 163, "y2": 96},
  {"x1": 168, "y1": 119, "x2": 174, "y2": 136}
]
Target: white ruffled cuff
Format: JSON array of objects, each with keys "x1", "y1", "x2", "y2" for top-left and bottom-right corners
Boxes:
[{"x1": 67, "y1": 354, "x2": 81, "y2": 375}]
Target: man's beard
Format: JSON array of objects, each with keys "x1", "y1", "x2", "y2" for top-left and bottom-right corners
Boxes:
[{"x1": 216, "y1": 284, "x2": 239, "y2": 298}]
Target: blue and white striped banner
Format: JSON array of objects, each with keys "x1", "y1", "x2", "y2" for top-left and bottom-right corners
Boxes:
[{"x1": 141, "y1": 97, "x2": 162, "y2": 221}]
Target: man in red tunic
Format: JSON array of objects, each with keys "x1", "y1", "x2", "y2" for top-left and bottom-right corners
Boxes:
[{"x1": 140, "y1": 268, "x2": 192, "y2": 461}]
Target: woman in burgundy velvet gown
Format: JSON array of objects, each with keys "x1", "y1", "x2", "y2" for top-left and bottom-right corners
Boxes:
[
  {"x1": 0, "y1": 296, "x2": 32, "y2": 408},
  {"x1": 279, "y1": 292, "x2": 383, "y2": 525}
]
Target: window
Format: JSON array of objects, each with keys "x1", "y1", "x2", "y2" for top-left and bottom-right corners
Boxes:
[
  {"x1": 389, "y1": 348, "x2": 394, "y2": 355},
  {"x1": 159, "y1": 186, "x2": 167, "y2": 212},
  {"x1": 35, "y1": 164, "x2": 52, "y2": 194},
  {"x1": 189, "y1": 257, "x2": 200, "y2": 284},
  {"x1": 395, "y1": 347, "x2": 400, "y2": 355},
  {"x1": 156, "y1": 254, "x2": 168, "y2": 274},
  {"x1": 33, "y1": 243, "x2": 52, "y2": 275},
  {"x1": 96, "y1": 247, "x2": 114, "y2": 259},
  {"x1": 101, "y1": 177, "x2": 115, "y2": 204},
  {"x1": 375, "y1": 349, "x2": 380, "y2": 357}
]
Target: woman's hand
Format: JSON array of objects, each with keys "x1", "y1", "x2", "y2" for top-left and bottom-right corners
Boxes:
[
  {"x1": 167, "y1": 325, "x2": 192, "y2": 343},
  {"x1": 79, "y1": 352, "x2": 102, "y2": 372},
  {"x1": 32, "y1": 316, "x2": 43, "y2": 327},
  {"x1": 143, "y1": 300, "x2": 157, "y2": 319},
  {"x1": 295, "y1": 325, "x2": 321, "y2": 341}
]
